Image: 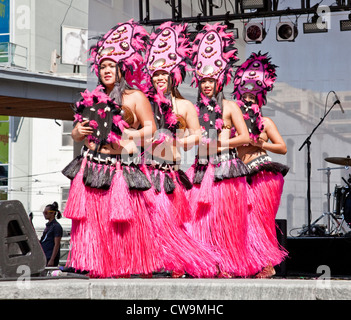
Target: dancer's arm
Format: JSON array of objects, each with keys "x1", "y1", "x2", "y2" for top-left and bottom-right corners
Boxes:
[
  {"x1": 176, "y1": 99, "x2": 201, "y2": 151},
  {"x1": 122, "y1": 90, "x2": 157, "y2": 147},
  {"x1": 218, "y1": 100, "x2": 250, "y2": 150},
  {"x1": 250, "y1": 117, "x2": 287, "y2": 154},
  {"x1": 47, "y1": 236, "x2": 61, "y2": 267}
]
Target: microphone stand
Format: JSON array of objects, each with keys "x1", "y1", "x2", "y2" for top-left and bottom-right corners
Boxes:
[{"x1": 298, "y1": 98, "x2": 339, "y2": 236}]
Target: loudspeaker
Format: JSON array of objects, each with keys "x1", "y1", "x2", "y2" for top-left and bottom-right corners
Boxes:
[
  {"x1": 0, "y1": 200, "x2": 46, "y2": 278},
  {"x1": 286, "y1": 236, "x2": 351, "y2": 277}
]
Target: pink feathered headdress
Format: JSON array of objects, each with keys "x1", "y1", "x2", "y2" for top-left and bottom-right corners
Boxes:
[
  {"x1": 233, "y1": 51, "x2": 277, "y2": 107},
  {"x1": 145, "y1": 21, "x2": 191, "y2": 87},
  {"x1": 191, "y1": 23, "x2": 238, "y2": 92},
  {"x1": 89, "y1": 19, "x2": 149, "y2": 91}
]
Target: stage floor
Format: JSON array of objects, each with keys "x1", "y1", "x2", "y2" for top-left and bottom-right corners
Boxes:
[
  {"x1": 2, "y1": 235, "x2": 351, "y2": 301},
  {"x1": 1, "y1": 277, "x2": 351, "y2": 300}
]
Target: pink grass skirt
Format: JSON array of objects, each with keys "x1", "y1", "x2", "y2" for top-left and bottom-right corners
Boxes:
[
  {"x1": 246, "y1": 171, "x2": 288, "y2": 271},
  {"x1": 143, "y1": 166, "x2": 219, "y2": 277},
  {"x1": 64, "y1": 157, "x2": 163, "y2": 278},
  {"x1": 186, "y1": 161, "x2": 256, "y2": 277}
]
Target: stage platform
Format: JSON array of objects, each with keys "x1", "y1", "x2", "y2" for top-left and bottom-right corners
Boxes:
[
  {"x1": 0, "y1": 277, "x2": 351, "y2": 300},
  {"x1": 2, "y1": 234, "x2": 351, "y2": 302}
]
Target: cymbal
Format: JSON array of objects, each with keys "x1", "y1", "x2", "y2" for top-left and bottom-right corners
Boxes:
[{"x1": 325, "y1": 156, "x2": 351, "y2": 166}]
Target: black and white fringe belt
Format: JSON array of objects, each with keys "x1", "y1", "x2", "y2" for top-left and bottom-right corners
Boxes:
[
  {"x1": 193, "y1": 148, "x2": 250, "y2": 185},
  {"x1": 245, "y1": 154, "x2": 290, "y2": 180},
  {"x1": 83, "y1": 148, "x2": 142, "y2": 166},
  {"x1": 144, "y1": 153, "x2": 181, "y2": 171},
  {"x1": 144, "y1": 153, "x2": 192, "y2": 194},
  {"x1": 62, "y1": 146, "x2": 151, "y2": 191}
]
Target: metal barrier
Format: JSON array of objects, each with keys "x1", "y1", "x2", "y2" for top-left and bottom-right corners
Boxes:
[
  {"x1": 59, "y1": 236, "x2": 70, "y2": 266},
  {"x1": 0, "y1": 42, "x2": 28, "y2": 69}
]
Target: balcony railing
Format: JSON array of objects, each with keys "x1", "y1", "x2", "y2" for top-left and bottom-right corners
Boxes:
[{"x1": 0, "y1": 42, "x2": 28, "y2": 69}]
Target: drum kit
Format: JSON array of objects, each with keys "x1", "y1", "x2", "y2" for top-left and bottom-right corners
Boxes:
[{"x1": 311, "y1": 156, "x2": 351, "y2": 236}]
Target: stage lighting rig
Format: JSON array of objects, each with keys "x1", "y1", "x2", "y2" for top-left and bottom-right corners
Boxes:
[
  {"x1": 138, "y1": 0, "x2": 351, "y2": 33},
  {"x1": 340, "y1": 13, "x2": 351, "y2": 31},
  {"x1": 241, "y1": 0, "x2": 265, "y2": 10},
  {"x1": 276, "y1": 21, "x2": 298, "y2": 41},
  {"x1": 195, "y1": 13, "x2": 205, "y2": 31},
  {"x1": 223, "y1": 11, "x2": 239, "y2": 38},
  {"x1": 225, "y1": 22, "x2": 239, "y2": 39},
  {"x1": 224, "y1": 12, "x2": 234, "y2": 29},
  {"x1": 244, "y1": 22, "x2": 266, "y2": 43},
  {"x1": 303, "y1": 12, "x2": 328, "y2": 33}
]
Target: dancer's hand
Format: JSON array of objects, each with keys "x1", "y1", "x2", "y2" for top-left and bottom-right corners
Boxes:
[
  {"x1": 72, "y1": 120, "x2": 93, "y2": 141},
  {"x1": 250, "y1": 137, "x2": 264, "y2": 148}
]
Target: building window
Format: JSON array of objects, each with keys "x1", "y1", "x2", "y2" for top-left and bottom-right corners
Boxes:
[
  {"x1": 62, "y1": 120, "x2": 73, "y2": 147},
  {"x1": 330, "y1": 110, "x2": 348, "y2": 120},
  {"x1": 61, "y1": 186, "x2": 70, "y2": 212},
  {"x1": 314, "y1": 105, "x2": 320, "y2": 118},
  {"x1": 287, "y1": 194, "x2": 294, "y2": 228},
  {"x1": 287, "y1": 138, "x2": 295, "y2": 173},
  {"x1": 262, "y1": 107, "x2": 275, "y2": 117},
  {"x1": 285, "y1": 101, "x2": 300, "y2": 113},
  {"x1": 333, "y1": 124, "x2": 351, "y2": 133}
]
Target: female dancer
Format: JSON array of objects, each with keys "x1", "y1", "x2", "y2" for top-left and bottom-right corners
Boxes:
[
  {"x1": 62, "y1": 20, "x2": 163, "y2": 278},
  {"x1": 143, "y1": 21, "x2": 218, "y2": 278},
  {"x1": 233, "y1": 52, "x2": 289, "y2": 278},
  {"x1": 186, "y1": 23, "x2": 254, "y2": 278}
]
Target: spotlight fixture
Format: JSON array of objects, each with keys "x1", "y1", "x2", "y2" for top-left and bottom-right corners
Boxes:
[
  {"x1": 276, "y1": 21, "x2": 298, "y2": 42},
  {"x1": 229, "y1": 28, "x2": 239, "y2": 39},
  {"x1": 340, "y1": 13, "x2": 351, "y2": 31},
  {"x1": 303, "y1": 13, "x2": 328, "y2": 33},
  {"x1": 225, "y1": 25, "x2": 239, "y2": 39},
  {"x1": 340, "y1": 19, "x2": 351, "y2": 31},
  {"x1": 244, "y1": 22, "x2": 266, "y2": 43},
  {"x1": 241, "y1": 0, "x2": 265, "y2": 10}
]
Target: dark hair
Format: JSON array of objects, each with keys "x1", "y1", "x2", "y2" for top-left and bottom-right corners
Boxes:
[
  {"x1": 167, "y1": 75, "x2": 185, "y2": 99},
  {"x1": 45, "y1": 201, "x2": 62, "y2": 219},
  {"x1": 98, "y1": 62, "x2": 134, "y2": 105}
]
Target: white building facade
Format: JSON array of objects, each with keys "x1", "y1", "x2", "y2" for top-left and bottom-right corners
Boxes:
[{"x1": 2, "y1": 0, "x2": 88, "y2": 235}]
